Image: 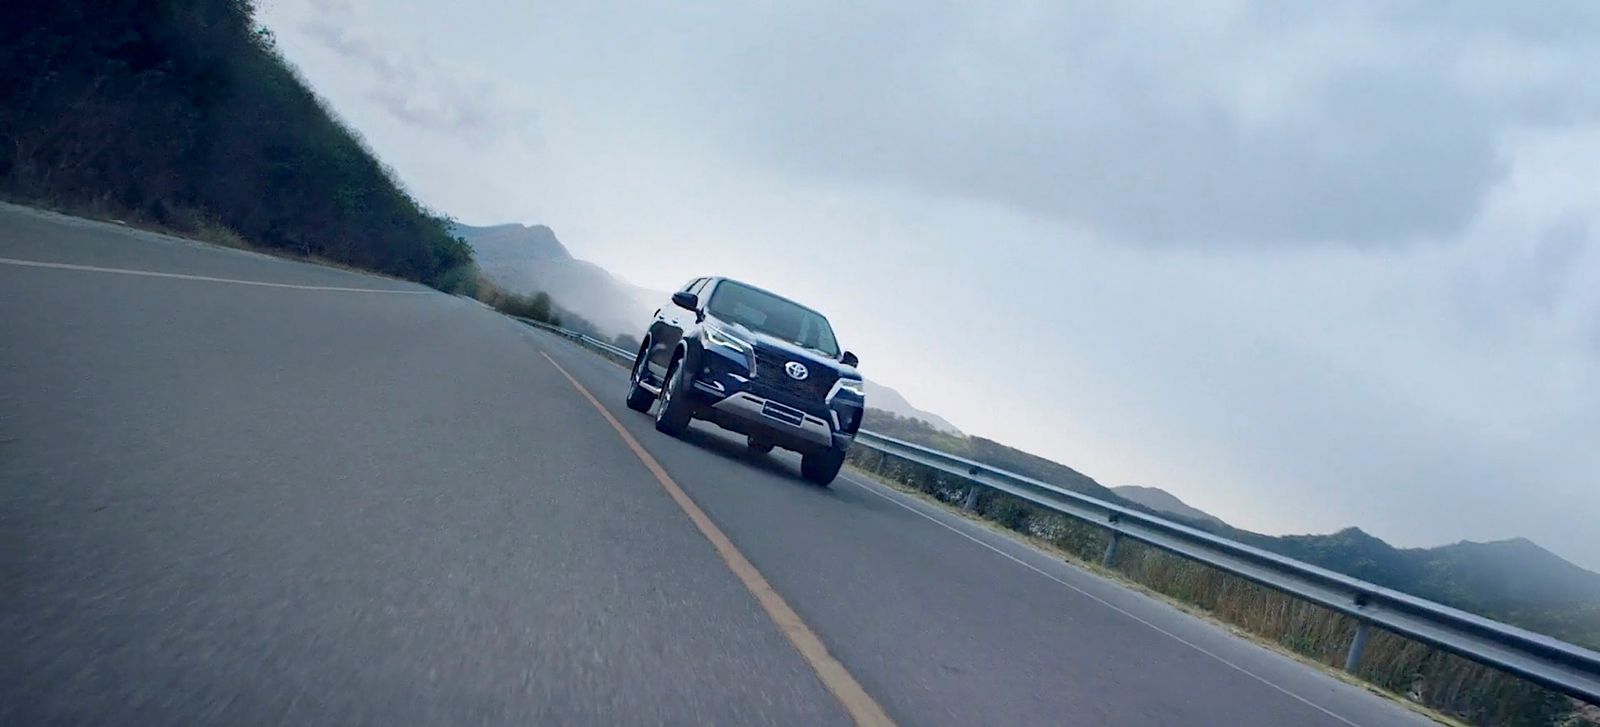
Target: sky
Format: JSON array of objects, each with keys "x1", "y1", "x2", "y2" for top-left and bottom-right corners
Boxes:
[{"x1": 258, "y1": 0, "x2": 1600, "y2": 570}]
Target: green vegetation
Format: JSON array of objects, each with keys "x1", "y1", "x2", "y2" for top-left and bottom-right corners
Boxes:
[
  {"x1": 481, "y1": 287, "x2": 559, "y2": 326},
  {"x1": 0, "y1": 0, "x2": 593, "y2": 325},
  {"x1": 856, "y1": 408, "x2": 1597, "y2": 726},
  {"x1": 0, "y1": 0, "x2": 471, "y2": 286}
]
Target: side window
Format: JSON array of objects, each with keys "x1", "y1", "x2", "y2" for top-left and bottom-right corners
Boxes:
[
  {"x1": 691, "y1": 278, "x2": 712, "y2": 299},
  {"x1": 680, "y1": 278, "x2": 701, "y2": 294}
]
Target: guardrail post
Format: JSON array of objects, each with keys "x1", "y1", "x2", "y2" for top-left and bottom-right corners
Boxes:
[
  {"x1": 1101, "y1": 530, "x2": 1121, "y2": 568},
  {"x1": 962, "y1": 483, "x2": 981, "y2": 511},
  {"x1": 1344, "y1": 622, "x2": 1370, "y2": 674}
]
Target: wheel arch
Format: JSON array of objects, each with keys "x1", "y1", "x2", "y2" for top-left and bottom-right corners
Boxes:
[{"x1": 672, "y1": 339, "x2": 693, "y2": 369}]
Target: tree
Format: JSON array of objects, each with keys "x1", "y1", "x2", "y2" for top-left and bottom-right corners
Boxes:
[{"x1": 0, "y1": 0, "x2": 472, "y2": 286}]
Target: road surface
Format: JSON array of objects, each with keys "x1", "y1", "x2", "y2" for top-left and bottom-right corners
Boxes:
[{"x1": 0, "y1": 204, "x2": 1435, "y2": 725}]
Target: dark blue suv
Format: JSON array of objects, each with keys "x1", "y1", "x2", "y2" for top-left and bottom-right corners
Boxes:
[{"x1": 625, "y1": 277, "x2": 864, "y2": 485}]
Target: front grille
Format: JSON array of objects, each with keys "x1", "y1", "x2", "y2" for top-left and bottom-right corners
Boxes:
[{"x1": 752, "y1": 347, "x2": 837, "y2": 405}]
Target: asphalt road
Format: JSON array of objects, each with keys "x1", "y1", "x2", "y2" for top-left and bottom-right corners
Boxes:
[{"x1": 0, "y1": 204, "x2": 1437, "y2": 726}]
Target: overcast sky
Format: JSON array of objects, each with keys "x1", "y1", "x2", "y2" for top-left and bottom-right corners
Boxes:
[{"x1": 259, "y1": 0, "x2": 1600, "y2": 569}]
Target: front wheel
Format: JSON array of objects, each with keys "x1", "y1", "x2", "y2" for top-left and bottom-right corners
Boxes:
[
  {"x1": 625, "y1": 350, "x2": 655, "y2": 412},
  {"x1": 801, "y1": 449, "x2": 845, "y2": 486},
  {"x1": 654, "y1": 360, "x2": 693, "y2": 436}
]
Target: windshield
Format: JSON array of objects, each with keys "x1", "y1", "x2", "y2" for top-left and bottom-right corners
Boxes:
[{"x1": 707, "y1": 281, "x2": 840, "y2": 357}]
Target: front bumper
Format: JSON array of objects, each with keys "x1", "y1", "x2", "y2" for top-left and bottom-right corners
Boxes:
[
  {"x1": 687, "y1": 348, "x2": 859, "y2": 452},
  {"x1": 700, "y1": 388, "x2": 835, "y2": 447}
]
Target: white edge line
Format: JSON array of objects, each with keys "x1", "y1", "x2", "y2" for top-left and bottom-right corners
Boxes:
[
  {"x1": 839, "y1": 474, "x2": 1368, "y2": 727},
  {"x1": 0, "y1": 257, "x2": 430, "y2": 294}
]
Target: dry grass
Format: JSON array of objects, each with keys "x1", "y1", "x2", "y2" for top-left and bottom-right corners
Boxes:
[{"x1": 181, "y1": 213, "x2": 254, "y2": 251}]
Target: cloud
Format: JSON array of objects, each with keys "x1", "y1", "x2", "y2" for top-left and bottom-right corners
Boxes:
[
  {"x1": 277, "y1": 0, "x2": 538, "y2": 141},
  {"x1": 553, "y1": 1, "x2": 1600, "y2": 247}
]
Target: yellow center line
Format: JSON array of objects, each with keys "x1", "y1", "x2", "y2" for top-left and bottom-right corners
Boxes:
[{"x1": 539, "y1": 351, "x2": 897, "y2": 727}]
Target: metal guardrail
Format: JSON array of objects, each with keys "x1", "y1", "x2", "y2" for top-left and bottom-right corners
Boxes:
[
  {"x1": 514, "y1": 315, "x2": 1600, "y2": 705},
  {"x1": 514, "y1": 316, "x2": 636, "y2": 363}
]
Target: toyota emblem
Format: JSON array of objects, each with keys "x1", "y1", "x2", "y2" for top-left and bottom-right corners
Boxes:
[{"x1": 784, "y1": 361, "x2": 809, "y2": 380}]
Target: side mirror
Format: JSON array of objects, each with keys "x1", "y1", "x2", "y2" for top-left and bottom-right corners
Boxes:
[
  {"x1": 841, "y1": 351, "x2": 859, "y2": 367},
  {"x1": 671, "y1": 291, "x2": 698, "y2": 312}
]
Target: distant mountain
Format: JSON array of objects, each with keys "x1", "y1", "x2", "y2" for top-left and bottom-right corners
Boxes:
[
  {"x1": 451, "y1": 223, "x2": 664, "y2": 339},
  {"x1": 1250, "y1": 529, "x2": 1600, "y2": 648},
  {"x1": 455, "y1": 222, "x2": 569, "y2": 261},
  {"x1": 1421, "y1": 537, "x2": 1600, "y2": 611},
  {"x1": 863, "y1": 381, "x2": 962, "y2": 434},
  {"x1": 1113, "y1": 485, "x2": 1227, "y2": 528}
]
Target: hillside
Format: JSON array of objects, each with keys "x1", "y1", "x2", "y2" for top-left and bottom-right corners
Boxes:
[
  {"x1": 1258, "y1": 530, "x2": 1600, "y2": 649},
  {"x1": 0, "y1": 0, "x2": 470, "y2": 285},
  {"x1": 455, "y1": 222, "x2": 570, "y2": 261},
  {"x1": 1112, "y1": 485, "x2": 1227, "y2": 528},
  {"x1": 1423, "y1": 537, "x2": 1600, "y2": 613},
  {"x1": 863, "y1": 382, "x2": 962, "y2": 434},
  {"x1": 452, "y1": 222, "x2": 662, "y2": 339}
]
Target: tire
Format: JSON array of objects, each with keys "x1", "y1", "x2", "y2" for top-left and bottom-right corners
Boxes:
[
  {"x1": 653, "y1": 359, "x2": 693, "y2": 436},
  {"x1": 747, "y1": 436, "x2": 774, "y2": 454},
  {"x1": 625, "y1": 349, "x2": 655, "y2": 413},
  {"x1": 801, "y1": 448, "x2": 845, "y2": 486}
]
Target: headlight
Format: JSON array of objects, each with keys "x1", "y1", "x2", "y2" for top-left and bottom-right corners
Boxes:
[
  {"x1": 703, "y1": 323, "x2": 753, "y2": 357},
  {"x1": 834, "y1": 377, "x2": 865, "y2": 398}
]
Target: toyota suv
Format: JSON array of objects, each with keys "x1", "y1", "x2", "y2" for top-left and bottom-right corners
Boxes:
[{"x1": 625, "y1": 277, "x2": 864, "y2": 485}]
